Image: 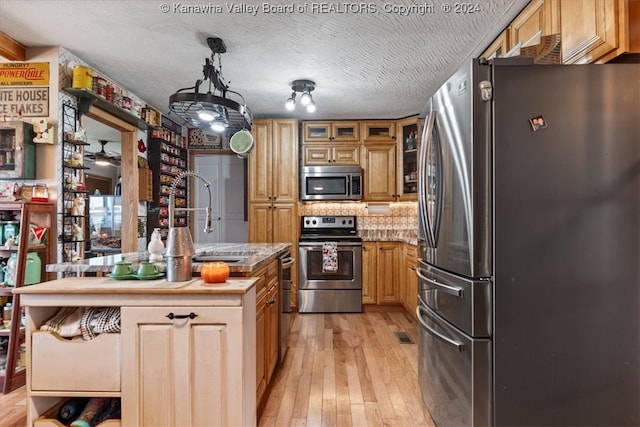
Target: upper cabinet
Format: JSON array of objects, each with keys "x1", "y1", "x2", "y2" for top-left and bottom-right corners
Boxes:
[
  {"x1": 0, "y1": 121, "x2": 35, "y2": 179},
  {"x1": 303, "y1": 144, "x2": 361, "y2": 166},
  {"x1": 560, "y1": 0, "x2": 640, "y2": 64},
  {"x1": 362, "y1": 143, "x2": 397, "y2": 201},
  {"x1": 508, "y1": 0, "x2": 560, "y2": 49},
  {"x1": 361, "y1": 121, "x2": 396, "y2": 143},
  {"x1": 249, "y1": 119, "x2": 298, "y2": 204},
  {"x1": 482, "y1": 30, "x2": 510, "y2": 59},
  {"x1": 486, "y1": 0, "x2": 639, "y2": 63},
  {"x1": 302, "y1": 121, "x2": 359, "y2": 143},
  {"x1": 396, "y1": 116, "x2": 420, "y2": 201}
]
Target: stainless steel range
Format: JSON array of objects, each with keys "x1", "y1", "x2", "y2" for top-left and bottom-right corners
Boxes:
[{"x1": 298, "y1": 215, "x2": 362, "y2": 313}]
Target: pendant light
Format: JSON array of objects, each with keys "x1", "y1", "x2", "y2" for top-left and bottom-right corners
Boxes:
[{"x1": 169, "y1": 37, "x2": 252, "y2": 134}]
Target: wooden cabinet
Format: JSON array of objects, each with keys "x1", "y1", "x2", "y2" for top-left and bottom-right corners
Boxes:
[
  {"x1": 121, "y1": 305, "x2": 246, "y2": 426},
  {"x1": 362, "y1": 143, "x2": 397, "y2": 201},
  {"x1": 560, "y1": 0, "x2": 640, "y2": 64},
  {"x1": 251, "y1": 259, "x2": 279, "y2": 411},
  {"x1": 249, "y1": 204, "x2": 297, "y2": 249},
  {"x1": 377, "y1": 242, "x2": 403, "y2": 304},
  {"x1": 18, "y1": 277, "x2": 257, "y2": 426},
  {"x1": 302, "y1": 121, "x2": 360, "y2": 142},
  {"x1": 249, "y1": 119, "x2": 298, "y2": 311},
  {"x1": 396, "y1": 116, "x2": 420, "y2": 201},
  {"x1": 494, "y1": 0, "x2": 639, "y2": 64},
  {"x1": 361, "y1": 242, "x2": 377, "y2": 304},
  {"x1": 0, "y1": 121, "x2": 35, "y2": 179},
  {"x1": 482, "y1": 29, "x2": 511, "y2": 59},
  {"x1": 361, "y1": 241, "x2": 402, "y2": 305},
  {"x1": 302, "y1": 144, "x2": 361, "y2": 165},
  {"x1": 249, "y1": 119, "x2": 298, "y2": 204},
  {"x1": 508, "y1": 0, "x2": 560, "y2": 50},
  {"x1": 138, "y1": 167, "x2": 153, "y2": 202},
  {"x1": 402, "y1": 244, "x2": 418, "y2": 319},
  {"x1": 361, "y1": 120, "x2": 396, "y2": 143},
  {"x1": 0, "y1": 202, "x2": 54, "y2": 394}
]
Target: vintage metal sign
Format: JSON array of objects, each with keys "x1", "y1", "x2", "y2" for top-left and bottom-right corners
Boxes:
[
  {"x1": 0, "y1": 87, "x2": 49, "y2": 117},
  {"x1": 0, "y1": 62, "x2": 49, "y2": 86}
]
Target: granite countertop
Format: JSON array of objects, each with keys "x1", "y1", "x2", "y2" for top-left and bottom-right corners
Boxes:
[{"x1": 46, "y1": 243, "x2": 292, "y2": 275}]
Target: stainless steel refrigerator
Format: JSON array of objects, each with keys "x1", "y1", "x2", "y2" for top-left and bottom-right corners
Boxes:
[{"x1": 416, "y1": 57, "x2": 640, "y2": 426}]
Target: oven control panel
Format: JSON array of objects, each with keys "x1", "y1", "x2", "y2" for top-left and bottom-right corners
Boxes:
[{"x1": 301, "y1": 215, "x2": 356, "y2": 230}]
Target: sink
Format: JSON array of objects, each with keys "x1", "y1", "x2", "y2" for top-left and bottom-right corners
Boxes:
[{"x1": 192, "y1": 255, "x2": 249, "y2": 264}]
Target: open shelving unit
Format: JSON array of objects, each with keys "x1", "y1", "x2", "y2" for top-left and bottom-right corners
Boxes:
[
  {"x1": 0, "y1": 201, "x2": 55, "y2": 394},
  {"x1": 60, "y1": 102, "x2": 90, "y2": 265},
  {"x1": 147, "y1": 115, "x2": 188, "y2": 240}
]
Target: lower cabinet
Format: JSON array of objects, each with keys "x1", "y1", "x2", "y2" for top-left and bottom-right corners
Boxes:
[
  {"x1": 253, "y1": 259, "x2": 280, "y2": 411},
  {"x1": 18, "y1": 278, "x2": 257, "y2": 427},
  {"x1": 121, "y1": 306, "x2": 247, "y2": 426},
  {"x1": 402, "y1": 244, "x2": 418, "y2": 318},
  {"x1": 362, "y1": 241, "x2": 402, "y2": 304}
]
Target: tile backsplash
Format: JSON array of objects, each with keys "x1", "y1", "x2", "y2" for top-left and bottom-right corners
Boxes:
[{"x1": 299, "y1": 201, "x2": 418, "y2": 242}]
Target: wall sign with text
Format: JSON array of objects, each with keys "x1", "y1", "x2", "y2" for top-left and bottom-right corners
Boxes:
[
  {"x1": 0, "y1": 87, "x2": 49, "y2": 117},
  {"x1": 0, "y1": 62, "x2": 49, "y2": 86}
]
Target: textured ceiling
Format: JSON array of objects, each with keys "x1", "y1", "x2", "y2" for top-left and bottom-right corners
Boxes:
[{"x1": 0, "y1": 0, "x2": 528, "y2": 123}]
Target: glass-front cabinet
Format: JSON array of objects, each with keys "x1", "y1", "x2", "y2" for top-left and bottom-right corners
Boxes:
[
  {"x1": 0, "y1": 121, "x2": 35, "y2": 179},
  {"x1": 89, "y1": 195, "x2": 122, "y2": 253},
  {"x1": 361, "y1": 120, "x2": 396, "y2": 143},
  {"x1": 397, "y1": 116, "x2": 420, "y2": 200},
  {"x1": 302, "y1": 121, "x2": 360, "y2": 142}
]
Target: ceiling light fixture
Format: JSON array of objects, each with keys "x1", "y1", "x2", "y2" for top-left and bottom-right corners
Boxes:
[
  {"x1": 87, "y1": 140, "x2": 120, "y2": 167},
  {"x1": 94, "y1": 156, "x2": 112, "y2": 167},
  {"x1": 197, "y1": 110, "x2": 219, "y2": 122},
  {"x1": 169, "y1": 37, "x2": 252, "y2": 134},
  {"x1": 285, "y1": 79, "x2": 316, "y2": 113}
]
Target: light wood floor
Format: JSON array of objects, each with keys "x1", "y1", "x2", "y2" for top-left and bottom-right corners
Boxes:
[
  {"x1": 260, "y1": 310, "x2": 435, "y2": 426},
  {"x1": 0, "y1": 310, "x2": 434, "y2": 427}
]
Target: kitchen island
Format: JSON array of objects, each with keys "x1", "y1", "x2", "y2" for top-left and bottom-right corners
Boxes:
[
  {"x1": 46, "y1": 242, "x2": 291, "y2": 275},
  {"x1": 14, "y1": 276, "x2": 259, "y2": 426}
]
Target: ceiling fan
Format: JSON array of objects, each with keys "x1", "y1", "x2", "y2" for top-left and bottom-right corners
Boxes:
[{"x1": 85, "y1": 140, "x2": 121, "y2": 167}]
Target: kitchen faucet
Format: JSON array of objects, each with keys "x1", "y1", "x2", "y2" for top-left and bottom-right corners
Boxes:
[{"x1": 165, "y1": 170, "x2": 213, "y2": 281}]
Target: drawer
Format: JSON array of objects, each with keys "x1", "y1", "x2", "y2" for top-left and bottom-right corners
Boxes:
[
  {"x1": 31, "y1": 331, "x2": 121, "y2": 392},
  {"x1": 417, "y1": 261, "x2": 491, "y2": 338}
]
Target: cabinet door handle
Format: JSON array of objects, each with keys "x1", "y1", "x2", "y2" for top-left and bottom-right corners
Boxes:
[{"x1": 166, "y1": 312, "x2": 198, "y2": 320}]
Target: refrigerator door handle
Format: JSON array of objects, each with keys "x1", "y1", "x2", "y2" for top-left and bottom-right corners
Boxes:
[
  {"x1": 416, "y1": 305, "x2": 465, "y2": 352},
  {"x1": 417, "y1": 267, "x2": 464, "y2": 297},
  {"x1": 419, "y1": 112, "x2": 437, "y2": 248}
]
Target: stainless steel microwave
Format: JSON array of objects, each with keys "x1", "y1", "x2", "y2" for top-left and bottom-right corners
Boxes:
[{"x1": 300, "y1": 166, "x2": 363, "y2": 201}]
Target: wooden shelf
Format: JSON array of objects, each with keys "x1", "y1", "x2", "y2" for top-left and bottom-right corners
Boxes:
[{"x1": 64, "y1": 87, "x2": 149, "y2": 131}]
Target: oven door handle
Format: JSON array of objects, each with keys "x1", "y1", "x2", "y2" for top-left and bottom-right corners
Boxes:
[
  {"x1": 417, "y1": 268, "x2": 464, "y2": 297},
  {"x1": 299, "y1": 241, "x2": 362, "y2": 247},
  {"x1": 416, "y1": 305, "x2": 465, "y2": 352}
]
